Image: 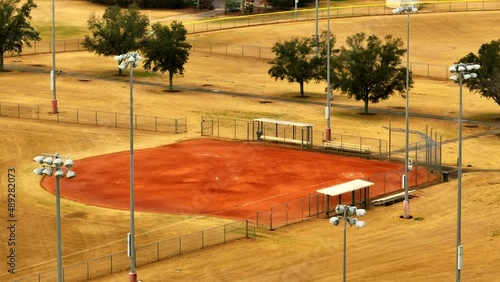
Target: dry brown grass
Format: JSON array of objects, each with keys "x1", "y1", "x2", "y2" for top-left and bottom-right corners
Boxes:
[{"x1": 0, "y1": 1, "x2": 499, "y2": 281}]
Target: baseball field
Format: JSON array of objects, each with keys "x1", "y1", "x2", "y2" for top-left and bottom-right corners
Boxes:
[{"x1": 0, "y1": 0, "x2": 499, "y2": 281}]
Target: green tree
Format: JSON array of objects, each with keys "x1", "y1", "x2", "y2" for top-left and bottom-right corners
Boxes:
[
  {"x1": 141, "y1": 21, "x2": 191, "y2": 92},
  {"x1": 268, "y1": 36, "x2": 321, "y2": 97},
  {"x1": 457, "y1": 39, "x2": 500, "y2": 107},
  {"x1": 82, "y1": 4, "x2": 149, "y2": 74},
  {"x1": 0, "y1": 0, "x2": 41, "y2": 71},
  {"x1": 330, "y1": 32, "x2": 412, "y2": 114}
]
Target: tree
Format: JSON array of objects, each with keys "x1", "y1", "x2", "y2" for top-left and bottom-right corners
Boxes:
[
  {"x1": 82, "y1": 4, "x2": 149, "y2": 74},
  {"x1": 0, "y1": 0, "x2": 41, "y2": 71},
  {"x1": 329, "y1": 32, "x2": 412, "y2": 114},
  {"x1": 457, "y1": 39, "x2": 500, "y2": 107},
  {"x1": 141, "y1": 21, "x2": 191, "y2": 92},
  {"x1": 268, "y1": 36, "x2": 322, "y2": 97}
]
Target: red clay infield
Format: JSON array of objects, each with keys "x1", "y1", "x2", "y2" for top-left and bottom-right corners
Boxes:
[{"x1": 41, "y1": 139, "x2": 404, "y2": 220}]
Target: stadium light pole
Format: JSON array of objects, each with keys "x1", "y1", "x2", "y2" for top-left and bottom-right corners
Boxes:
[
  {"x1": 50, "y1": 0, "x2": 58, "y2": 114},
  {"x1": 33, "y1": 153, "x2": 76, "y2": 282},
  {"x1": 114, "y1": 52, "x2": 142, "y2": 282},
  {"x1": 393, "y1": 4, "x2": 417, "y2": 219},
  {"x1": 329, "y1": 205, "x2": 367, "y2": 282},
  {"x1": 315, "y1": 0, "x2": 318, "y2": 56},
  {"x1": 325, "y1": 0, "x2": 332, "y2": 141},
  {"x1": 449, "y1": 62, "x2": 480, "y2": 282}
]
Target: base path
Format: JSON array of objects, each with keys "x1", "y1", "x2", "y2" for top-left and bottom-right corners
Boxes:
[{"x1": 41, "y1": 139, "x2": 403, "y2": 220}]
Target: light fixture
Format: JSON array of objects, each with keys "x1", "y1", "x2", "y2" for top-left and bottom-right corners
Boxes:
[
  {"x1": 34, "y1": 155, "x2": 45, "y2": 164},
  {"x1": 113, "y1": 51, "x2": 142, "y2": 282},
  {"x1": 393, "y1": 4, "x2": 417, "y2": 220},
  {"x1": 66, "y1": 170, "x2": 76, "y2": 179},
  {"x1": 449, "y1": 62, "x2": 480, "y2": 282},
  {"x1": 330, "y1": 204, "x2": 367, "y2": 282},
  {"x1": 329, "y1": 216, "x2": 340, "y2": 225},
  {"x1": 64, "y1": 158, "x2": 74, "y2": 168},
  {"x1": 54, "y1": 169, "x2": 65, "y2": 178},
  {"x1": 33, "y1": 153, "x2": 76, "y2": 282},
  {"x1": 33, "y1": 168, "x2": 44, "y2": 175},
  {"x1": 53, "y1": 158, "x2": 63, "y2": 167},
  {"x1": 43, "y1": 167, "x2": 53, "y2": 176},
  {"x1": 43, "y1": 156, "x2": 54, "y2": 165}
]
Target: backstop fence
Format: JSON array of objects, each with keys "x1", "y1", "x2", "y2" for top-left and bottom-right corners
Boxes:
[
  {"x1": 13, "y1": 220, "x2": 255, "y2": 282},
  {"x1": 201, "y1": 117, "x2": 441, "y2": 230},
  {"x1": 201, "y1": 116, "x2": 389, "y2": 160},
  {"x1": 0, "y1": 101, "x2": 187, "y2": 134}
]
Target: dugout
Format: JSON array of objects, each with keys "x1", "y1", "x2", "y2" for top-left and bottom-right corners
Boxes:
[
  {"x1": 253, "y1": 118, "x2": 313, "y2": 148},
  {"x1": 317, "y1": 179, "x2": 374, "y2": 217}
]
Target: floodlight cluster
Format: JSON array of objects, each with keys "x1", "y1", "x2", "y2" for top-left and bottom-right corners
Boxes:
[
  {"x1": 449, "y1": 63, "x2": 480, "y2": 81},
  {"x1": 393, "y1": 5, "x2": 418, "y2": 14},
  {"x1": 114, "y1": 52, "x2": 143, "y2": 70},
  {"x1": 329, "y1": 204, "x2": 367, "y2": 229},
  {"x1": 33, "y1": 153, "x2": 76, "y2": 179}
]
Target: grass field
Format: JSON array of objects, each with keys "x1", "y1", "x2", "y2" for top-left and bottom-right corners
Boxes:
[{"x1": 0, "y1": 1, "x2": 499, "y2": 281}]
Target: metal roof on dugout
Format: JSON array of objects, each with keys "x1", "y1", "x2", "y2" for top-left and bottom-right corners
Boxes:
[
  {"x1": 253, "y1": 118, "x2": 313, "y2": 148},
  {"x1": 317, "y1": 179, "x2": 375, "y2": 216}
]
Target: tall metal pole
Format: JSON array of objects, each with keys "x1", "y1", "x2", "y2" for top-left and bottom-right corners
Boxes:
[
  {"x1": 456, "y1": 73, "x2": 463, "y2": 282},
  {"x1": 129, "y1": 59, "x2": 137, "y2": 282},
  {"x1": 325, "y1": 0, "x2": 331, "y2": 141},
  {"x1": 342, "y1": 206, "x2": 347, "y2": 282},
  {"x1": 55, "y1": 177, "x2": 62, "y2": 282},
  {"x1": 50, "y1": 0, "x2": 57, "y2": 114},
  {"x1": 315, "y1": 0, "x2": 319, "y2": 56},
  {"x1": 403, "y1": 8, "x2": 411, "y2": 219}
]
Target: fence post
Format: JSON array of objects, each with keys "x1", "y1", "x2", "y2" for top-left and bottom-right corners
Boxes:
[
  {"x1": 201, "y1": 230, "x2": 204, "y2": 248},
  {"x1": 286, "y1": 202, "x2": 288, "y2": 226},
  {"x1": 308, "y1": 193, "x2": 311, "y2": 217},
  {"x1": 316, "y1": 193, "x2": 319, "y2": 218},
  {"x1": 87, "y1": 260, "x2": 90, "y2": 280},
  {"x1": 95, "y1": 110, "x2": 98, "y2": 125},
  {"x1": 270, "y1": 208, "x2": 273, "y2": 231},
  {"x1": 224, "y1": 224, "x2": 227, "y2": 243},
  {"x1": 301, "y1": 198, "x2": 304, "y2": 221},
  {"x1": 379, "y1": 139, "x2": 382, "y2": 160},
  {"x1": 245, "y1": 219, "x2": 249, "y2": 239},
  {"x1": 415, "y1": 143, "x2": 419, "y2": 186},
  {"x1": 157, "y1": 242, "x2": 160, "y2": 262}
]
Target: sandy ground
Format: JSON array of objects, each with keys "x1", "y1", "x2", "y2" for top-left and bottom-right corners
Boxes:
[{"x1": 0, "y1": 2, "x2": 499, "y2": 281}]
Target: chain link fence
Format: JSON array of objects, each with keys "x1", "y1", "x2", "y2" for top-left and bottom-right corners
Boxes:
[
  {"x1": 201, "y1": 117, "x2": 440, "y2": 230},
  {"x1": 6, "y1": 1, "x2": 500, "y2": 81},
  {"x1": 0, "y1": 101, "x2": 187, "y2": 134},
  {"x1": 14, "y1": 220, "x2": 255, "y2": 282}
]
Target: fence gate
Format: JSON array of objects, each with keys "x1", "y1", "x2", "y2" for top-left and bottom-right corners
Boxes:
[{"x1": 201, "y1": 117, "x2": 214, "y2": 136}]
